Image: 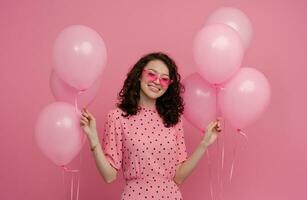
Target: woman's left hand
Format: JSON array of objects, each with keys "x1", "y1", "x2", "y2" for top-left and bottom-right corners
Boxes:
[{"x1": 201, "y1": 119, "x2": 222, "y2": 147}]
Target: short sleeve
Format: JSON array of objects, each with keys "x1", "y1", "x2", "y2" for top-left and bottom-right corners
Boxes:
[
  {"x1": 175, "y1": 118, "x2": 188, "y2": 165},
  {"x1": 101, "y1": 109, "x2": 123, "y2": 171}
]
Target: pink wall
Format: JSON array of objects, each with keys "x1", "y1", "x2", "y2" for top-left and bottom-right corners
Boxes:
[{"x1": 1, "y1": 0, "x2": 306, "y2": 199}]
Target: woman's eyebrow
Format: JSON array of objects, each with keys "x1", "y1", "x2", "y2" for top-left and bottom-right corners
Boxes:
[{"x1": 147, "y1": 68, "x2": 170, "y2": 76}]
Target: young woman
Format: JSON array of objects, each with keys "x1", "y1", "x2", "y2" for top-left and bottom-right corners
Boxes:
[{"x1": 80, "y1": 52, "x2": 222, "y2": 200}]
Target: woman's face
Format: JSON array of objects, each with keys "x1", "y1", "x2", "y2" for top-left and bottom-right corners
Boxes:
[{"x1": 139, "y1": 59, "x2": 172, "y2": 100}]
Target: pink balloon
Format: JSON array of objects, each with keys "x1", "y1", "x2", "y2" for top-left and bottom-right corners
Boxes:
[
  {"x1": 206, "y1": 7, "x2": 253, "y2": 49},
  {"x1": 182, "y1": 73, "x2": 217, "y2": 131},
  {"x1": 194, "y1": 24, "x2": 244, "y2": 84},
  {"x1": 50, "y1": 70, "x2": 101, "y2": 107},
  {"x1": 218, "y1": 68, "x2": 271, "y2": 129},
  {"x1": 53, "y1": 25, "x2": 107, "y2": 90},
  {"x1": 35, "y1": 102, "x2": 85, "y2": 166}
]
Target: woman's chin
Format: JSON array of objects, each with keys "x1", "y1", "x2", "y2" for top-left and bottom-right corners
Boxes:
[{"x1": 145, "y1": 90, "x2": 162, "y2": 99}]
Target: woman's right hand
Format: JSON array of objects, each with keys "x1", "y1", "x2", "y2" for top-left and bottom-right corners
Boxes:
[
  {"x1": 201, "y1": 118, "x2": 222, "y2": 147},
  {"x1": 80, "y1": 107, "x2": 98, "y2": 140}
]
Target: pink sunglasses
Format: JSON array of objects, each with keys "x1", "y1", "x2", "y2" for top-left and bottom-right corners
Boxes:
[{"x1": 142, "y1": 69, "x2": 173, "y2": 88}]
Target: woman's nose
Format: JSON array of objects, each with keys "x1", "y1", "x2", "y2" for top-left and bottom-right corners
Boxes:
[{"x1": 153, "y1": 77, "x2": 161, "y2": 85}]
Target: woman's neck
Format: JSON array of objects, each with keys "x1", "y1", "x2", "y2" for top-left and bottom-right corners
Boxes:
[{"x1": 139, "y1": 101, "x2": 156, "y2": 108}]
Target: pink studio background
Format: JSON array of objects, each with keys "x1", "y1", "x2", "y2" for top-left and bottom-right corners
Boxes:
[{"x1": 1, "y1": 0, "x2": 306, "y2": 200}]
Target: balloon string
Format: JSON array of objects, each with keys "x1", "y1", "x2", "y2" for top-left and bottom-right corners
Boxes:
[
  {"x1": 216, "y1": 137, "x2": 220, "y2": 192},
  {"x1": 71, "y1": 173, "x2": 74, "y2": 200},
  {"x1": 62, "y1": 167, "x2": 79, "y2": 200},
  {"x1": 213, "y1": 84, "x2": 219, "y2": 119},
  {"x1": 219, "y1": 120, "x2": 226, "y2": 200},
  {"x1": 74, "y1": 90, "x2": 86, "y2": 116},
  {"x1": 61, "y1": 168, "x2": 80, "y2": 200},
  {"x1": 62, "y1": 168, "x2": 66, "y2": 199},
  {"x1": 70, "y1": 173, "x2": 80, "y2": 200},
  {"x1": 74, "y1": 90, "x2": 87, "y2": 145},
  {"x1": 221, "y1": 120, "x2": 226, "y2": 170},
  {"x1": 62, "y1": 166, "x2": 80, "y2": 173},
  {"x1": 229, "y1": 129, "x2": 248, "y2": 183},
  {"x1": 229, "y1": 132, "x2": 237, "y2": 183},
  {"x1": 76, "y1": 173, "x2": 80, "y2": 200},
  {"x1": 207, "y1": 84, "x2": 226, "y2": 200},
  {"x1": 214, "y1": 84, "x2": 225, "y2": 200},
  {"x1": 237, "y1": 129, "x2": 249, "y2": 142},
  {"x1": 214, "y1": 85, "x2": 220, "y2": 193},
  {"x1": 76, "y1": 145, "x2": 83, "y2": 200},
  {"x1": 61, "y1": 150, "x2": 83, "y2": 200},
  {"x1": 206, "y1": 150, "x2": 214, "y2": 200}
]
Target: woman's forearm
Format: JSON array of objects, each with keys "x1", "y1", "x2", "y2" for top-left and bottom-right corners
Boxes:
[
  {"x1": 174, "y1": 141, "x2": 208, "y2": 185},
  {"x1": 89, "y1": 132, "x2": 117, "y2": 183}
]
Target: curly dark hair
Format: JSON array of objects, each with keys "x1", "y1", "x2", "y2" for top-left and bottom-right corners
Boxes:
[{"x1": 117, "y1": 52, "x2": 185, "y2": 127}]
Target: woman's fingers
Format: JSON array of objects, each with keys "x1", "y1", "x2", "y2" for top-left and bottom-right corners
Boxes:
[
  {"x1": 80, "y1": 119, "x2": 87, "y2": 126},
  {"x1": 214, "y1": 121, "x2": 222, "y2": 132},
  {"x1": 80, "y1": 117, "x2": 88, "y2": 123},
  {"x1": 80, "y1": 112, "x2": 90, "y2": 127},
  {"x1": 207, "y1": 121, "x2": 215, "y2": 128},
  {"x1": 82, "y1": 107, "x2": 95, "y2": 120},
  {"x1": 80, "y1": 116, "x2": 89, "y2": 122},
  {"x1": 85, "y1": 108, "x2": 95, "y2": 120},
  {"x1": 208, "y1": 120, "x2": 222, "y2": 132},
  {"x1": 82, "y1": 108, "x2": 89, "y2": 117},
  {"x1": 209, "y1": 121, "x2": 218, "y2": 130},
  {"x1": 81, "y1": 108, "x2": 91, "y2": 120}
]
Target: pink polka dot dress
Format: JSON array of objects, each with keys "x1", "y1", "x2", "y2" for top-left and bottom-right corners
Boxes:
[{"x1": 102, "y1": 106, "x2": 188, "y2": 200}]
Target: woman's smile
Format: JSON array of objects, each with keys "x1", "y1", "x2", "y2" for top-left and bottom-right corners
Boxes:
[{"x1": 147, "y1": 84, "x2": 161, "y2": 93}]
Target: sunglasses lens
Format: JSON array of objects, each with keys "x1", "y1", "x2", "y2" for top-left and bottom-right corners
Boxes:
[
  {"x1": 145, "y1": 71, "x2": 157, "y2": 81},
  {"x1": 160, "y1": 78, "x2": 171, "y2": 87},
  {"x1": 143, "y1": 70, "x2": 172, "y2": 88}
]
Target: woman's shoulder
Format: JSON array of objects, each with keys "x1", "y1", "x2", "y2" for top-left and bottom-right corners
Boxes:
[
  {"x1": 107, "y1": 107, "x2": 125, "y2": 119},
  {"x1": 173, "y1": 115, "x2": 184, "y2": 128}
]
